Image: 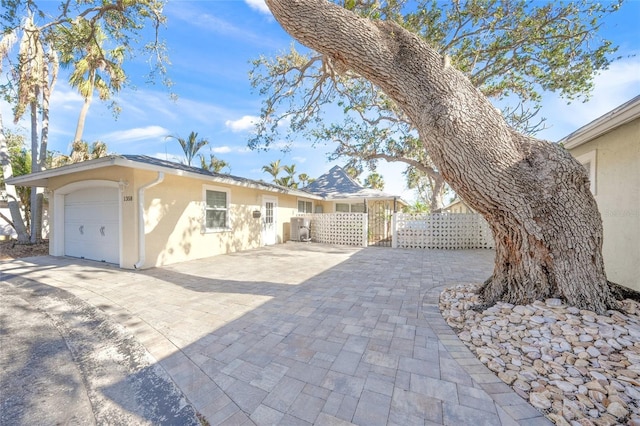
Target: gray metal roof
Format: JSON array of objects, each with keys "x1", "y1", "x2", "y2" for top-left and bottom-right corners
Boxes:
[{"x1": 303, "y1": 165, "x2": 401, "y2": 200}]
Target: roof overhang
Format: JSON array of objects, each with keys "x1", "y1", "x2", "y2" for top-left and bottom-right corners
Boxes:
[
  {"x1": 6, "y1": 155, "x2": 324, "y2": 200},
  {"x1": 559, "y1": 95, "x2": 640, "y2": 150}
]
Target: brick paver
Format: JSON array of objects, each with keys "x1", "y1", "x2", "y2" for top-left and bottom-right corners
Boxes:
[{"x1": 1, "y1": 244, "x2": 552, "y2": 425}]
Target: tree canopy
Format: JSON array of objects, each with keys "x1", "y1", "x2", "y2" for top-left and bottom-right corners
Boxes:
[
  {"x1": 250, "y1": 0, "x2": 622, "y2": 207},
  {"x1": 264, "y1": 0, "x2": 621, "y2": 313}
]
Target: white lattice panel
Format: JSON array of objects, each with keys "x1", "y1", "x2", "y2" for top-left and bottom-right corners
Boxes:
[
  {"x1": 394, "y1": 213, "x2": 494, "y2": 249},
  {"x1": 301, "y1": 213, "x2": 367, "y2": 247}
]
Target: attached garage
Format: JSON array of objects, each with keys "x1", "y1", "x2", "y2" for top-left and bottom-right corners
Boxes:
[{"x1": 64, "y1": 187, "x2": 120, "y2": 264}]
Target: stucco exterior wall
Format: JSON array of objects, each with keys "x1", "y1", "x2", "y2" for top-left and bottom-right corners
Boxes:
[
  {"x1": 45, "y1": 166, "x2": 310, "y2": 269},
  {"x1": 569, "y1": 118, "x2": 640, "y2": 290},
  {"x1": 48, "y1": 167, "x2": 136, "y2": 266},
  {"x1": 136, "y1": 170, "x2": 305, "y2": 268}
]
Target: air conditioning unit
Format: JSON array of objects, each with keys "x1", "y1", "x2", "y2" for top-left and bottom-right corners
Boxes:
[{"x1": 290, "y1": 217, "x2": 311, "y2": 242}]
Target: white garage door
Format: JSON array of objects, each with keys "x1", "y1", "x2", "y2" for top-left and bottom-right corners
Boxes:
[{"x1": 64, "y1": 187, "x2": 119, "y2": 264}]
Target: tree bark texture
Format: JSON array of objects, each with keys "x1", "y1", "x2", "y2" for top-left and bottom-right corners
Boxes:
[{"x1": 266, "y1": 0, "x2": 617, "y2": 313}]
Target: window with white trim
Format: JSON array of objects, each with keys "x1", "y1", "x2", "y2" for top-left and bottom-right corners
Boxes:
[
  {"x1": 203, "y1": 185, "x2": 230, "y2": 231},
  {"x1": 335, "y1": 202, "x2": 366, "y2": 213},
  {"x1": 335, "y1": 203, "x2": 350, "y2": 212},
  {"x1": 298, "y1": 200, "x2": 313, "y2": 213}
]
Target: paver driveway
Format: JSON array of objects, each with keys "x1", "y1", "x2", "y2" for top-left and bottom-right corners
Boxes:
[{"x1": 1, "y1": 244, "x2": 551, "y2": 425}]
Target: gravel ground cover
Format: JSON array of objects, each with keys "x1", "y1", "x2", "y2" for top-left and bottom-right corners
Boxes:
[{"x1": 441, "y1": 284, "x2": 640, "y2": 426}]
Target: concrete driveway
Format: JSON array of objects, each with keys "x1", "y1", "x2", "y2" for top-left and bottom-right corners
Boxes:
[{"x1": 1, "y1": 244, "x2": 551, "y2": 425}]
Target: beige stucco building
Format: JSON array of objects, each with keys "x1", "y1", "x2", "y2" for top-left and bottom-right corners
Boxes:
[
  {"x1": 562, "y1": 95, "x2": 640, "y2": 291},
  {"x1": 8, "y1": 156, "x2": 405, "y2": 269},
  {"x1": 8, "y1": 155, "x2": 325, "y2": 269}
]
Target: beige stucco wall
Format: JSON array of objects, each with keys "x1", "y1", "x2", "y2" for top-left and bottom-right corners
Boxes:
[
  {"x1": 48, "y1": 166, "x2": 137, "y2": 266},
  {"x1": 137, "y1": 170, "x2": 308, "y2": 268},
  {"x1": 47, "y1": 166, "x2": 310, "y2": 269},
  {"x1": 569, "y1": 118, "x2": 640, "y2": 290}
]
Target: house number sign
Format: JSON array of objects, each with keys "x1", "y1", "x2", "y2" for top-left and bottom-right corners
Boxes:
[{"x1": 123, "y1": 195, "x2": 133, "y2": 202}]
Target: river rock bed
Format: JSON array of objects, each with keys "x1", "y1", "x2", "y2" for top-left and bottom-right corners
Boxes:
[{"x1": 440, "y1": 284, "x2": 640, "y2": 426}]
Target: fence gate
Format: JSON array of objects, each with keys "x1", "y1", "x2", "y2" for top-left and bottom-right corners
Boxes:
[{"x1": 367, "y1": 200, "x2": 393, "y2": 247}]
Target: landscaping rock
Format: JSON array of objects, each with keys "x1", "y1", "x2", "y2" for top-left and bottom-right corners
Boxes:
[{"x1": 440, "y1": 283, "x2": 640, "y2": 425}]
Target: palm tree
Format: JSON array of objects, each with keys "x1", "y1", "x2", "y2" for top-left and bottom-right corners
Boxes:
[
  {"x1": 298, "y1": 173, "x2": 312, "y2": 187},
  {"x1": 262, "y1": 159, "x2": 283, "y2": 182},
  {"x1": 57, "y1": 20, "x2": 125, "y2": 143},
  {"x1": 275, "y1": 175, "x2": 293, "y2": 188},
  {"x1": 364, "y1": 172, "x2": 385, "y2": 190},
  {"x1": 283, "y1": 163, "x2": 298, "y2": 188},
  {"x1": 52, "y1": 140, "x2": 109, "y2": 167},
  {"x1": 166, "y1": 131, "x2": 209, "y2": 166},
  {"x1": 199, "y1": 153, "x2": 230, "y2": 173},
  {"x1": 14, "y1": 14, "x2": 58, "y2": 242}
]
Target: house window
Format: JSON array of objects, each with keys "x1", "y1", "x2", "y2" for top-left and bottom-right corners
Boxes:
[
  {"x1": 265, "y1": 201, "x2": 274, "y2": 224},
  {"x1": 575, "y1": 150, "x2": 597, "y2": 195},
  {"x1": 204, "y1": 186, "x2": 230, "y2": 231},
  {"x1": 335, "y1": 203, "x2": 350, "y2": 212},
  {"x1": 351, "y1": 203, "x2": 365, "y2": 213},
  {"x1": 298, "y1": 200, "x2": 313, "y2": 213},
  {"x1": 335, "y1": 202, "x2": 366, "y2": 213}
]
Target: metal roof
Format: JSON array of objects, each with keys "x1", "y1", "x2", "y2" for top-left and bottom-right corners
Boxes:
[
  {"x1": 6, "y1": 154, "x2": 322, "y2": 199},
  {"x1": 303, "y1": 165, "x2": 403, "y2": 200}
]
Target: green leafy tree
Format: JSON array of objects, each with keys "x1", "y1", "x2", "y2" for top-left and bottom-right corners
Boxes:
[
  {"x1": 56, "y1": 20, "x2": 126, "y2": 143},
  {"x1": 199, "y1": 153, "x2": 230, "y2": 174},
  {"x1": 281, "y1": 163, "x2": 298, "y2": 188},
  {"x1": 2, "y1": 0, "x2": 170, "y2": 241},
  {"x1": 52, "y1": 140, "x2": 108, "y2": 167},
  {"x1": 166, "y1": 131, "x2": 209, "y2": 167},
  {"x1": 0, "y1": 122, "x2": 29, "y2": 241},
  {"x1": 265, "y1": 0, "x2": 622, "y2": 312},
  {"x1": 251, "y1": 0, "x2": 622, "y2": 210},
  {"x1": 262, "y1": 159, "x2": 283, "y2": 182},
  {"x1": 297, "y1": 172, "x2": 313, "y2": 187},
  {"x1": 363, "y1": 172, "x2": 384, "y2": 190}
]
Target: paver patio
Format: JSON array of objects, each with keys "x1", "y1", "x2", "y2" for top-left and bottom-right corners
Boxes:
[{"x1": 0, "y1": 244, "x2": 552, "y2": 425}]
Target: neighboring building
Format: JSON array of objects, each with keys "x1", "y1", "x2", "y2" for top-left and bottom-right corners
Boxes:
[
  {"x1": 7, "y1": 157, "x2": 406, "y2": 268},
  {"x1": 303, "y1": 166, "x2": 407, "y2": 246},
  {"x1": 561, "y1": 95, "x2": 640, "y2": 291},
  {"x1": 441, "y1": 197, "x2": 474, "y2": 214}
]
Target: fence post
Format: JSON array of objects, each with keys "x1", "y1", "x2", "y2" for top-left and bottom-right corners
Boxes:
[
  {"x1": 391, "y1": 212, "x2": 397, "y2": 249},
  {"x1": 362, "y1": 213, "x2": 368, "y2": 247}
]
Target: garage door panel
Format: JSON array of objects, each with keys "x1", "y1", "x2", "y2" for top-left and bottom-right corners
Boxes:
[{"x1": 64, "y1": 187, "x2": 119, "y2": 264}]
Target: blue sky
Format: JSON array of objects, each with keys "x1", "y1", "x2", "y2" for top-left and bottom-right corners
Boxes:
[{"x1": 3, "y1": 0, "x2": 640, "y2": 202}]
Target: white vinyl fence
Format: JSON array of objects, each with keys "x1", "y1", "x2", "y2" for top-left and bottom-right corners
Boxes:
[
  {"x1": 300, "y1": 213, "x2": 368, "y2": 247},
  {"x1": 294, "y1": 212, "x2": 494, "y2": 250},
  {"x1": 393, "y1": 213, "x2": 494, "y2": 249}
]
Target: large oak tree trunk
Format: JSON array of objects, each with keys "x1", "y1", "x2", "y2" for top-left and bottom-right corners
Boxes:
[{"x1": 266, "y1": 0, "x2": 618, "y2": 313}]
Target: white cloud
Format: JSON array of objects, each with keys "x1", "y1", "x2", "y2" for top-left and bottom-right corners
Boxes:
[
  {"x1": 101, "y1": 125, "x2": 170, "y2": 143},
  {"x1": 212, "y1": 146, "x2": 232, "y2": 154},
  {"x1": 292, "y1": 156, "x2": 307, "y2": 163},
  {"x1": 245, "y1": 0, "x2": 271, "y2": 15},
  {"x1": 225, "y1": 115, "x2": 259, "y2": 132}
]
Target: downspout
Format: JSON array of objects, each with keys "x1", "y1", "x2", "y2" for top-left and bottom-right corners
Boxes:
[{"x1": 134, "y1": 172, "x2": 164, "y2": 269}]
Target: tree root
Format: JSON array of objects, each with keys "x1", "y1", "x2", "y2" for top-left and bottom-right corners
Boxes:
[
  {"x1": 473, "y1": 277, "x2": 638, "y2": 313},
  {"x1": 608, "y1": 281, "x2": 640, "y2": 303}
]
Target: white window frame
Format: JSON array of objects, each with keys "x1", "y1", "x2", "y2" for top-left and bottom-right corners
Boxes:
[
  {"x1": 335, "y1": 202, "x2": 365, "y2": 213},
  {"x1": 575, "y1": 150, "x2": 597, "y2": 195},
  {"x1": 203, "y1": 185, "x2": 231, "y2": 232},
  {"x1": 335, "y1": 202, "x2": 350, "y2": 212},
  {"x1": 297, "y1": 199, "x2": 313, "y2": 214}
]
